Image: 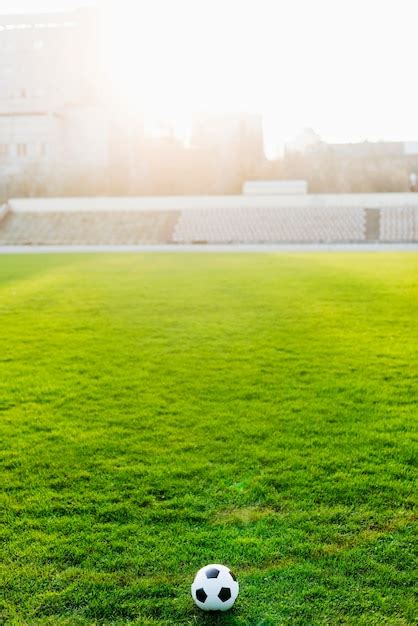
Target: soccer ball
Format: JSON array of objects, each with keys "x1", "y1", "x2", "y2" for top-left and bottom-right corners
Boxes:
[{"x1": 191, "y1": 564, "x2": 239, "y2": 611}]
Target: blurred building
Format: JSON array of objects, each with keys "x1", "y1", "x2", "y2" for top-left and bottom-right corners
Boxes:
[
  {"x1": 327, "y1": 141, "x2": 404, "y2": 158},
  {"x1": 191, "y1": 113, "x2": 264, "y2": 192},
  {"x1": 0, "y1": 6, "x2": 108, "y2": 187},
  {"x1": 192, "y1": 114, "x2": 263, "y2": 153},
  {"x1": 284, "y1": 127, "x2": 323, "y2": 154},
  {"x1": 286, "y1": 130, "x2": 418, "y2": 159}
]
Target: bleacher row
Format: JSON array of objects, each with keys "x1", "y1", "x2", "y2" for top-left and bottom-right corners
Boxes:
[
  {"x1": 0, "y1": 206, "x2": 417, "y2": 244},
  {"x1": 379, "y1": 207, "x2": 418, "y2": 242},
  {"x1": 0, "y1": 211, "x2": 179, "y2": 246},
  {"x1": 174, "y1": 207, "x2": 366, "y2": 243}
]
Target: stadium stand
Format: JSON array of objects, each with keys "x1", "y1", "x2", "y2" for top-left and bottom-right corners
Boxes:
[
  {"x1": 0, "y1": 211, "x2": 179, "y2": 245},
  {"x1": 0, "y1": 196, "x2": 417, "y2": 245},
  {"x1": 173, "y1": 207, "x2": 365, "y2": 243},
  {"x1": 379, "y1": 207, "x2": 418, "y2": 242}
]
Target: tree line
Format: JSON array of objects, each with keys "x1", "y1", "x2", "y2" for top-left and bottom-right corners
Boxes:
[{"x1": 2, "y1": 136, "x2": 418, "y2": 202}]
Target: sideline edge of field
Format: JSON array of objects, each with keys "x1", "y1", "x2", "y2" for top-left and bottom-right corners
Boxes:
[{"x1": 1, "y1": 243, "x2": 418, "y2": 254}]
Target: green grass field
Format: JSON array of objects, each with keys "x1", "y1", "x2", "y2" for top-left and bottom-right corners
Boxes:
[{"x1": 1, "y1": 253, "x2": 417, "y2": 625}]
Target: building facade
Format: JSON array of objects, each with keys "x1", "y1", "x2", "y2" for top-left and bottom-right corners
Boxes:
[
  {"x1": 191, "y1": 113, "x2": 264, "y2": 193},
  {"x1": 0, "y1": 6, "x2": 108, "y2": 191}
]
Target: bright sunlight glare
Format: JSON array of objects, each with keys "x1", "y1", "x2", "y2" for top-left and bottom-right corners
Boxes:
[
  {"x1": 101, "y1": 0, "x2": 418, "y2": 151},
  {"x1": 2, "y1": 0, "x2": 418, "y2": 151}
]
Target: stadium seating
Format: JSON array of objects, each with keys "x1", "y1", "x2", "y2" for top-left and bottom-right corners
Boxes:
[
  {"x1": 173, "y1": 207, "x2": 365, "y2": 243},
  {"x1": 379, "y1": 207, "x2": 418, "y2": 241},
  {"x1": 0, "y1": 211, "x2": 179, "y2": 245},
  {"x1": 0, "y1": 201, "x2": 417, "y2": 245}
]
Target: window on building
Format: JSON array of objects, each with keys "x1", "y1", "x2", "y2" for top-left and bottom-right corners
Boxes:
[{"x1": 17, "y1": 143, "x2": 27, "y2": 157}]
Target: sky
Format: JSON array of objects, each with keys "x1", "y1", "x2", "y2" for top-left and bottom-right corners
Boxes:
[{"x1": 1, "y1": 0, "x2": 418, "y2": 154}]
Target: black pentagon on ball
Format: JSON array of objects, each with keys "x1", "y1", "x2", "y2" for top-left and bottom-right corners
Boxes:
[
  {"x1": 195, "y1": 588, "x2": 207, "y2": 603},
  {"x1": 218, "y1": 587, "x2": 232, "y2": 602},
  {"x1": 205, "y1": 567, "x2": 220, "y2": 579}
]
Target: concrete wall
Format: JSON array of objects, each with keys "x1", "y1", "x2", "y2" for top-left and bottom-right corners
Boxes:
[
  {"x1": 8, "y1": 193, "x2": 418, "y2": 213},
  {"x1": 243, "y1": 181, "x2": 308, "y2": 195}
]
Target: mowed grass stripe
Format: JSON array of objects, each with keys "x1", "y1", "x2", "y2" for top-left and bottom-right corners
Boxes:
[{"x1": 1, "y1": 253, "x2": 417, "y2": 625}]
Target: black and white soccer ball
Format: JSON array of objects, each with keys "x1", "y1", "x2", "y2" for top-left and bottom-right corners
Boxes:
[{"x1": 191, "y1": 564, "x2": 239, "y2": 611}]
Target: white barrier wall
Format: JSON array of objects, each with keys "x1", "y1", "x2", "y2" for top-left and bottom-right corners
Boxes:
[
  {"x1": 243, "y1": 181, "x2": 308, "y2": 195},
  {"x1": 8, "y1": 193, "x2": 418, "y2": 213}
]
